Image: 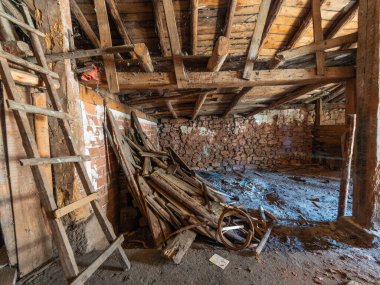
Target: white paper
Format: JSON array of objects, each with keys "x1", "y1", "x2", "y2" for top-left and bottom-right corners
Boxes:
[{"x1": 209, "y1": 254, "x2": 229, "y2": 269}]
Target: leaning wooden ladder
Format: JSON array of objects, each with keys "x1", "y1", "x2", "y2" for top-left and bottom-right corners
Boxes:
[{"x1": 0, "y1": 5, "x2": 130, "y2": 285}]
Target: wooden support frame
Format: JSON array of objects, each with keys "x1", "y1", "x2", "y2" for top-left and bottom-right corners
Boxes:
[
  {"x1": 94, "y1": 0, "x2": 119, "y2": 93},
  {"x1": 312, "y1": 0, "x2": 325, "y2": 75},
  {"x1": 243, "y1": 0, "x2": 272, "y2": 79}
]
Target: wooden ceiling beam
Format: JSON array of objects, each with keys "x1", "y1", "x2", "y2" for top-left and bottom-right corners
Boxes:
[
  {"x1": 207, "y1": 36, "x2": 229, "y2": 71},
  {"x1": 162, "y1": 0, "x2": 188, "y2": 88},
  {"x1": 133, "y1": 43, "x2": 154, "y2": 72},
  {"x1": 152, "y1": 0, "x2": 170, "y2": 57},
  {"x1": 312, "y1": 0, "x2": 325, "y2": 75},
  {"x1": 325, "y1": 1, "x2": 358, "y2": 39},
  {"x1": 246, "y1": 82, "x2": 330, "y2": 117},
  {"x1": 165, "y1": 100, "x2": 178, "y2": 118},
  {"x1": 243, "y1": 0, "x2": 272, "y2": 79},
  {"x1": 94, "y1": 0, "x2": 119, "y2": 93},
  {"x1": 87, "y1": 66, "x2": 355, "y2": 90},
  {"x1": 222, "y1": 87, "x2": 253, "y2": 117},
  {"x1": 191, "y1": 0, "x2": 199, "y2": 55}
]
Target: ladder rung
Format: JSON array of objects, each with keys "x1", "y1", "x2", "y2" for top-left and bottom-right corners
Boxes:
[
  {"x1": 7, "y1": 99, "x2": 73, "y2": 120},
  {"x1": 20, "y1": 155, "x2": 91, "y2": 166},
  {"x1": 53, "y1": 193, "x2": 99, "y2": 219},
  {"x1": 70, "y1": 235, "x2": 124, "y2": 285},
  {"x1": 0, "y1": 50, "x2": 59, "y2": 79},
  {"x1": 0, "y1": 10, "x2": 46, "y2": 37}
]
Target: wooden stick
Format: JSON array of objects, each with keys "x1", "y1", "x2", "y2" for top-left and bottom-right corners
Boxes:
[
  {"x1": 0, "y1": 10, "x2": 45, "y2": 37},
  {"x1": 337, "y1": 114, "x2": 357, "y2": 217},
  {"x1": 255, "y1": 225, "x2": 273, "y2": 256}
]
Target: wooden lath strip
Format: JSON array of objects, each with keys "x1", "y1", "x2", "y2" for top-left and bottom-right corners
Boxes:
[{"x1": 243, "y1": 0, "x2": 272, "y2": 79}]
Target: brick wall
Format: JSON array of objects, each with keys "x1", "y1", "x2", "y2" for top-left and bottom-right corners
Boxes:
[
  {"x1": 159, "y1": 107, "x2": 346, "y2": 171},
  {"x1": 80, "y1": 101, "x2": 158, "y2": 229}
]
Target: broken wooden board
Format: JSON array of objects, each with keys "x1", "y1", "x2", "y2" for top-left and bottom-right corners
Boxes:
[{"x1": 162, "y1": 230, "x2": 197, "y2": 264}]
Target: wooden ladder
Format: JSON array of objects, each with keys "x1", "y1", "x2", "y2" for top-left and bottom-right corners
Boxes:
[{"x1": 0, "y1": 5, "x2": 130, "y2": 285}]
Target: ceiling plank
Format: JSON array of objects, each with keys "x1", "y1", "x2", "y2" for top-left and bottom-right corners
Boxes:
[
  {"x1": 87, "y1": 66, "x2": 355, "y2": 90},
  {"x1": 312, "y1": 0, "x2": 325, "y2": 75},
  {"x1": 192, "y1": 92, "x2": 209, "y2": 120},
  {"x1": 151, "y1": 0, "x2": 170, "y2": 57},
  {"x1": 94, "y1": 0, "x2": 119, "y2": 93},
  {"x1": 222, "y1": 87, "x2": 253, "y2": 117},
  {"x1": 246, "y1": 83, "x2": 330, "y2": 117},
  {"x1": 243, "y1": 0, "x2": 272, "y2": 79},
  {"x1": 162, "y1": 0, "x2": 188, "y2": 88},
  {"x1": 191, "y1": 0, "x2": 198, "y2": 55}
]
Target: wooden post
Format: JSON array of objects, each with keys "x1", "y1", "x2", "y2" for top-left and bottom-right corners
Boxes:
[
  {"x1": 353, "y1": 0, "x2": 380, "y2": 229},
  {"x1": 338, "y1": 114, "x2": 357, "y2": 217},
  {"x1": 32, "y1": 93, "x2": 53, "y2": 190},
  {"x1": 315, "y1": 98, "x2": 322, "y2": 126}
]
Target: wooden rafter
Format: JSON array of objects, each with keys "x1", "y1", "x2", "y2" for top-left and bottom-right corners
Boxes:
[
  {"x1": 191, "y1": 0, "x2": 199, "y2": 55},
  {"x1": 312, "y1": 0, "x2": 325, "y2": 75},
  {"x1": 246, "y1": 83, "x2": 330, "y2": 116},
  {"x1": 224, "y1": 0, "x2": 238, "y2": 39},
  {"x1": 152, "y1": 0, "x2": 170, "y2": 57},
  {"x1": 223, "y1": 87, "x2": 253, "y2": 117},
  {"x1": 162, "y1": 0, "x2": 188, "y2": 88},
  {"x1": 94, "y1": 0, "x2": 119, "y2": 93},
  {"x1": 166, "y1": 101, "x2": 178, "y2": 118},
  {"x1": 243, "y1": 0, "x2": 272, "y2": 79},
  {"x1": 325, "y1": 1, "x2": 358, "y2": 39}
]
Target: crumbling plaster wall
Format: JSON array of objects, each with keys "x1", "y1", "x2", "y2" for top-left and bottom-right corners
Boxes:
[{"x1": 159, "y1": 106, "x2": 345, "y2": 171}]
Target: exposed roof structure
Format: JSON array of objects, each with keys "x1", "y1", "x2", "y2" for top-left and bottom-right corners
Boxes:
[{"x1": 72, "y1": 0, "x2": 358, "y2": 118}]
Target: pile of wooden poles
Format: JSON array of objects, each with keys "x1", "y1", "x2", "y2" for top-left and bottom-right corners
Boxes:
[{"x1": 105, "y1": 108, "x2": 274, "y2": 264}]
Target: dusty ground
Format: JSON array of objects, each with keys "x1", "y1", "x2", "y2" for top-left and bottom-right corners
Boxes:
[{"x1": 20, "y1": 167, "x2": 380, "y2": 285}]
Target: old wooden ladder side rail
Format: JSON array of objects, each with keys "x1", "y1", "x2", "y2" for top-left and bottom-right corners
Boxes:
[{"x1": 0, "y1": 5, "x2": 130, "y2": 284}]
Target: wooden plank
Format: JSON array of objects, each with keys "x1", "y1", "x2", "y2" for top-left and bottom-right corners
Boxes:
[
  {"x1": 133, "y1": 43, "x2": 154, "y2": 72},
  {"x1": 312, "y1": 0, "x2": 325, "y2": 75},
  {"x1": 0, "y1": 67, "x2": 60, "y2": 88},
  {"x1": 353, "y1": 0, "x2": 380, "y2": 229},
  {"x1": 192, "y1": 92, "x2": 209, "y2": 120},
  {"x1": 6, "y1": 99, "x2": 72, "y2": 120},
  {"x1": 20, "y1": 155, "x2": 91, "y2": 166},
  {"x1": 207, "y1": 36, "x2": 230, "y2": 72},
  {"x1": 242, "y1": 0, "x2": 272, "y2": 79},
  {"x1": 90, "y1": 67, "x2": 355, "y2": 90},
  {"x1": 151, "y1": 0, "x2": 170, "y2": 57},
  {"x1": 338, "y1": 114, "x2": 356, "y2": 218},
  {"x1": 94, "y1": 0, "x2": 119, "y2": 93},
  {"x1": 71, "y1": 235, "x2": 124, "y2": 285},
  {"x1": 54, "y1": 193, "x2": 99, "y2": 219},
  {"x1": 162, "y1": 0, "x2": 188, "y2": 88},
  {"x1": 0, "y1": 49, "x2": 59, "y2": 79},
  {"x1": 223, "y1": 87, "x2": 253, "y2": 117},
  {"x1": 191, "y1": 0, "x2": 199, "y2": 55},
  {"x1": 33, "y1": 93, "x2": 53, "y2": 191},
  {"x1": 0, "y1": 10, "x2": 45, "y2": 37},
  {"x1": 162, "y1": 230, "x2": 196, "y2": 264}
]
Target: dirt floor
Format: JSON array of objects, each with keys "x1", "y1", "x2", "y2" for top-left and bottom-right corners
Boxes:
[{"x1": 20, "y1": 167, "x2": 380, "y2": 285}]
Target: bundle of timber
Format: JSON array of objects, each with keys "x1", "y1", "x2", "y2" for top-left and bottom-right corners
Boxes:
[{"x1": 105, "y1": 108, "x2": 274, "y2": 264}]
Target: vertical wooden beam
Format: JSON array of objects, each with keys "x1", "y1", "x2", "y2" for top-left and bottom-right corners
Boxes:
[
  {"x1": 312, "y1": 0, "x2": 325, "y2": 75},
  {"x1": 94, "y1": 0, "x2": 119, "y2": 93},
  {"x1": 32, "y1": 93, "x2": 53, "y2": 190},
  {"x1": 353, "y1": 0, "x2": 380, "y2": 229},
  {"x1": 162, "y1": 0, "x2": 188, "y2": 88},
  {"x1": 242, "y1": 0, "x2": 272, "y2": 79},
  {"x1": 345, "y1": 79, "x2": 357, "y2": 117},
  {"x1": 338, "y1": 114, "x2": 357, "y2": 217},
  {"x1": 314, "y1": 98, "x2": 322, "y2": 126},
  {"x1": 191, "y1": 0, "x2": 199, "y2": 55}
]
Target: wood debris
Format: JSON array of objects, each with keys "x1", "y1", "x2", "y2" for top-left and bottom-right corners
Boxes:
[{"x1": 105, "y1": 108, "x2": 274, "y2": 263}]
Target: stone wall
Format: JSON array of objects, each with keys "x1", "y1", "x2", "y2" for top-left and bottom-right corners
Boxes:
[{"x1": 159, "y1": 106, "x2": 346, "y2": 171}]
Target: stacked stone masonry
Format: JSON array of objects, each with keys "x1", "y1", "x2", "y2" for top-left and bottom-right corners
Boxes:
[{"x1": 159, "y1": 107, "x2": 345, "y2": 171}]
